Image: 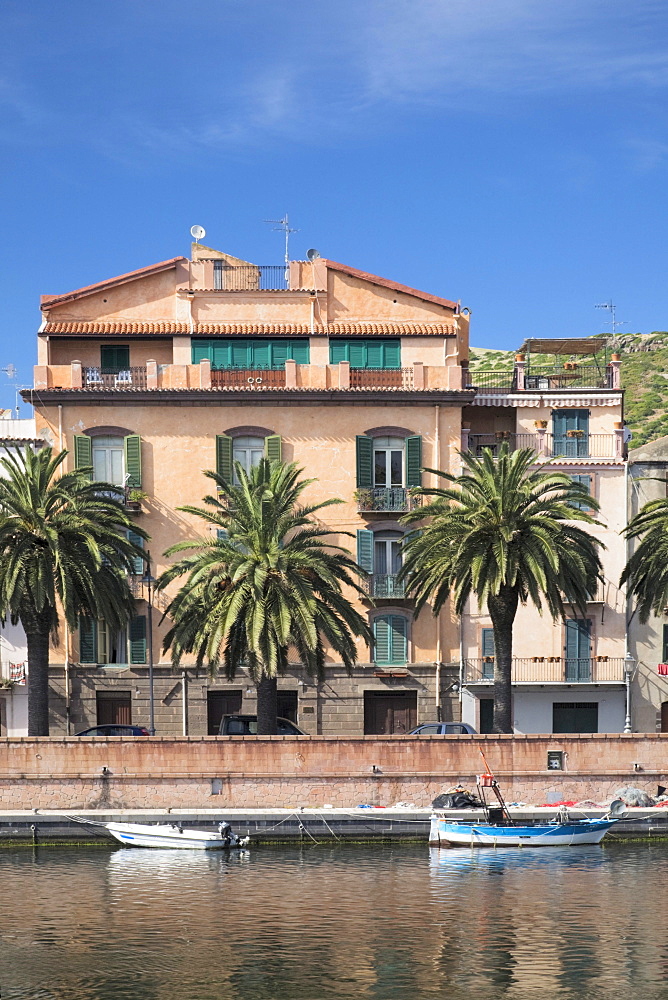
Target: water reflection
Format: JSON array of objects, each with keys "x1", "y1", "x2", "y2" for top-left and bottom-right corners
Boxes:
[{"x1": 1, "y1": 844, "x2": 667, "y2": 999}]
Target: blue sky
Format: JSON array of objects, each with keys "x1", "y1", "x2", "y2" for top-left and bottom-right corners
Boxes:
[{"x1": 2, "y1": 0, "x2": 668, "y2": 412}]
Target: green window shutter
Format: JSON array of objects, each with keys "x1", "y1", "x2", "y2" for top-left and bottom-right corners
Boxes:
[
  {"x1": 79, "y1": 617, "x2": 97, "y2": 664},
  {"x1": 383, "y1": 340, "x2": 401, "y2": 369},
  {"x1": 129, "y1": 615, "x2": 147, "y2": 665},
  {"x1": 270, "y1": 341, "x2": 290, "y2": 368},
  {"x1": 124, "y1": 435, "x2": 142, "y2": 489},
  {"x1": 569, "y1": 474, "x2": 592, "y2": 510},
  {"x1": 191, "y1": 340, "x2": 212, "y2": 365},
  {"x1": 374, "y1": 617, "x2": 391, "y2": 664},
  {"x1": 291, "y1": 340, "x2": 310, "y2": 364},
  {"x1": 348, "y1": 342, "x2": 366, "y2": 368},
  {"x1": 389, "y1": 616, "x2": 407, "y2": 664},
  {"x1": 356, "y1": 435, "x2": 373, "y2": 488},
  {"x1": 128, "y1": 530, "x2": 144, "y2": 576},
  {"x1": 357, "y1": 529, "x2": 374, "y2": 573},
  {"x1": 101, "y1": 345, "x2": 130, "y2": 370},
  {"x1": 212, "y1": 341, "x2": 231, "y2": 369},
  {"x1": 74, "y1": 435, "x2": 93, "y2": 479},
  {"x1": 216, "y1": 528, "x2": 228, "y2": 541},
  {"x1": 251, "y1": 339, "x2": 271, "y2": 369},
  {"x1": 406, "y1": 436, "x2": 422, "y2": 487},
  {"x1": 366, "y1": 341, "x2": 384, "y2": 368},
  {"x1": 329, "y1": 341, "x2": 348, "y2": 365},
  {"x1": 482, "y1": 628, "x2": 495, "y2": 657},
  {"x1": 216, "y1": 435, "x2": 233, "y2": 482},
  {"x1": 231, "y1": 341, "x2": 251, "y2": 368},
  {"x1": 264, "y1": 435, "x2": 282, "y2": 462}
]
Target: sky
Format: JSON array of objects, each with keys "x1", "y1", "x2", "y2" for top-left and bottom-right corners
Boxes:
[{"x1": 3, "y1": 0, "x2": 668, "y2": 412}]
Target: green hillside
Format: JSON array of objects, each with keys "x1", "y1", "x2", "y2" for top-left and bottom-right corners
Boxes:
[{"x1": 469, "y1": 335, "x2": 668, "y2": 448}]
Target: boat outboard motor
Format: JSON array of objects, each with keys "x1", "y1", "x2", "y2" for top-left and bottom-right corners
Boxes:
[{"x1": 218, "y1": 821, "x2": 237, "y2": 847}]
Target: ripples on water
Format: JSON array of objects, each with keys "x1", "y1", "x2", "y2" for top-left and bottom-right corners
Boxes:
[{"x1": 1, "y1": 842, "x2": 667, "y2": 999}]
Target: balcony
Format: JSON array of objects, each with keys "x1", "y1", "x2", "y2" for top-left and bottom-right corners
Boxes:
[
  {"x1": 210, "y1": 368, "x2": 286, "y2": 389},
  {"x1": 463, "y1": 657, "x2": 625, "y2": 684},
  {"x1": 350, "y1": 368, "x2": 414, "y2": 389},
  {"x1": 355, "y1": 488, "x2": 422, "y2": 513},
  {"x1": 83, "y1": 367, "x2": 148, "y2": 389},
  {"x1": 209, "y1": 263, "x2": 290, "y2": 291},
  {"x1": 468, "y1": 363, "x2": 617, "y2": 393},
  {"x1": 362, "y1": 574, "x2": 407, "y2": 599},
  {"x1": 465, "y1": 369, "x2": 516, "y2": 393},
  {"x1": 467, "y1": 432, "x2": 619, "y2": 461}
]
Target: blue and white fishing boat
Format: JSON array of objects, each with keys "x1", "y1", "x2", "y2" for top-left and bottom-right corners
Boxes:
[{"x1": 429, "y1": 751, "x2": 623, "y2": 848}]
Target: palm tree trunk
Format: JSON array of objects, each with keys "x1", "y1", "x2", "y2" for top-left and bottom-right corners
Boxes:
[
  {"x1": 24, "y1": 615, "x2": 52, "y2": 736},
  {"x1": 487, "y1": 585, "x2": 519, "y2": 734},
  {"x1": 256, "y1": 673, "x2": 278, "y2": 735}
]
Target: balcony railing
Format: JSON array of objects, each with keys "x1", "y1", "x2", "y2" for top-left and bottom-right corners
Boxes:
[
  {"x1": 465, "y1": 369, "x2": 516, "y2": 392},
  {"x1": 362, "y1": 574, "x2": 407, "y2": 599},
  {"x1": 467, "y1": 433, "x2": 617, "y2": 460},
  {"x1": 209, "y1": 263, "x2": 290, "y2": 291},
  {"x1": 83, "y1": 367, "x2": 148, "y2": 389},
  {"x1": 355, "y1": 488, "x2": 422, "y2": 513},
  {"x1": 350, "y1": 368, "x2": 414, "y2": 389},
  {"x1": 210, "y1": 368, "x2": 286, "y2": 389},
  {"x1": 463, "y1": 657, "x2": 625, "y2": 684},
  {"x1": 524, "y1": 366, "x2": 612, "y2": 390}
]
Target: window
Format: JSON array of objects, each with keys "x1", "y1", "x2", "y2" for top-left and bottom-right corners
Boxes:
[
  {"x1": 552, "y1": 702, "x2": 598, "y2": 733},
  {"x1": 373, "y1": 614, "x2": 408, "y2": 665},
  {"x1": 79, "y1": 616, "x2": 147, "y2": 665},
  {"x1": 216, "y1": 434, "x2": 282, "y2": 481},
  {"x1": 100, "y1": 346, "x2": 130, "y2": 372},
  {"x1": 356, "y1": 435, "x2": 422, "y2": 490},
  {"x1": 569, "y1": 474, "x2": 592, "y2": 510},
  {"x1": 74, "y1": 434, "x2": 142, "y2": 489},
  {"x1": 357, "y1": 530, "x2": 405, "y2": 597},
  {"x1": 374, "y1": 532, "x2": 403, "y2": 576},
  {"x1": 552, "y1": 409, "x2": 589, "y2": 458},
  {"x1": 481, "y1": 628, "x2": 495, "y2": 680},
  {"x1": 192, "y1": 339, "x2": 309, "y2": 369},
  {"x1": 330, "y1": 339, "x2": 400, "y2": 369},
  {"x1": 565, "y1": 618, "x2": 592, "y2": 681}
]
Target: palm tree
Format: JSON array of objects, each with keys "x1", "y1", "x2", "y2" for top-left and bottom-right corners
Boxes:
[
  {"x1": 621, "y1": 495, "x2": 668, "y2": 620},
  {"x1": 158, "y1": 459, "x2": 372, "y2": 734},
  {"x1": 0, "y1": 446, "x2": 147, "y2": 735},
  {"x1": 401, "y1": 445, "x2": 603, "y2": 733}
]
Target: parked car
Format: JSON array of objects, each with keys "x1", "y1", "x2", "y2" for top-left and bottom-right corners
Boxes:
[
  {"x1": 74, "y1": 725, "x2": 151, "y2": 736},
  {"x1": 409, "y1": 722, "x2": 478, "y2": 735},
  {"x1": 219, "y1": 714, "x2": 306, "y2": 735}
]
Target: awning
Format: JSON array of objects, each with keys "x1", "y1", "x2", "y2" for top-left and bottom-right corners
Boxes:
[{"x1": 519, "y1": 336, "x2": 609, "y2": 356}]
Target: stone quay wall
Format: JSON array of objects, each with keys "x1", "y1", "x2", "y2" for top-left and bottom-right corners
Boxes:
[{"x1": 0, "y1": 735, "x2": 666, "y2": 811}]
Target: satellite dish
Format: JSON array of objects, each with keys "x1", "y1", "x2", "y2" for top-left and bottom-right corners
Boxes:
[
  {"x1": 190, "y1": 225, "x2": 206, "y2": 242},
  {"x1": 306, "y1": 248, "x2": 320, "y2": 261}
]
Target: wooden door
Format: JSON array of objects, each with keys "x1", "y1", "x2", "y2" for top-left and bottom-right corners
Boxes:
[
  {"x1": 96, "y1": 691, "x2": 132, "y2": 726},
  {"x1": 364, "y1": 692, "x2": 417, "y2": 735}
]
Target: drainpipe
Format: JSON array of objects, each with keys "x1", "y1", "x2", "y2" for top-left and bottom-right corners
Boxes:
[
  {"x1": 309, "y1": 293, "x2": 315, "y2": 335},
  {"x1": 624, "y1": 454, "x2": 633, "y2": 732},
  {"x1": 64, "y1": 622, "x2": 71, "y2": 735},
  {"x1": 434, "y1": 403, "x2": 442, "y2": 719},
  {"x1": 182, "y1": 670, "x2": 188, "y2": 735},
  {"x1": 58, "y1": 404, "x2": 63, "y2": 451}
]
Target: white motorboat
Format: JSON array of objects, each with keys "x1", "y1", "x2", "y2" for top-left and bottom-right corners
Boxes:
[{"x1": 106, "y1": 820, "x2": 249, "y2": 850}]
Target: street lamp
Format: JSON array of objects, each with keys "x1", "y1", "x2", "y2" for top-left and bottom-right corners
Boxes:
[
  {"x1": 142, "y1": 554, "x2": 156, "y2": 735},
  {"x1": 624, "y1": 651, "x2": 635, "y2": 734}
]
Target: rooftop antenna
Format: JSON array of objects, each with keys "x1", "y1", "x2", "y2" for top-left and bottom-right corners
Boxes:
[
  {"x1": 595, "y1": 300, "x2": 628, "y2": 342},
  {"x1": 190, "y1": 224, "x2": 206, "y2": 244},
  {"x1": 264, "y1": 214, "x2": 299, "y2": 281}
]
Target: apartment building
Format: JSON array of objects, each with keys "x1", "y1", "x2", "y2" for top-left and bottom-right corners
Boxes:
[
  {"x1": 462, "y1": 341, "x2": 629, "y2": 735},
  {"x1": 26, "y1": 244, "x2": 472, "y2": 735},
  {"x1": 627, "y1": 436, "x2": 668, "y2": 732},
  {"x1": 0, "y1": 414, "x2": 45, "y2": 734}
]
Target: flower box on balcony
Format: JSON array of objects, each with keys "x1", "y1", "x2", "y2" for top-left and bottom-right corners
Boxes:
[
  {"x1": 534, "y1": 420, "x2": 548, "y2": 429},
  {"x1": 563, "y1": 362, "x2": 578, "y2": 370},
  {"x1": 566, "y1": 429, "x2": 584, "y2": 438},
  {"x1": 483, "y1": 656, "x2": 495, "y2": 663},
  {"x1": 532, "y1": 656, "x2": 545, "y2": 662},
  {"x1": 495, "y1": 431, "x2": 511, "y2": 441}
]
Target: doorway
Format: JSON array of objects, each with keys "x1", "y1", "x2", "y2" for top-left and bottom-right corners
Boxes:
[
  {"x1": 480, "y1": 698, "x2": 494, "y2": 734},
  {"x1": 553, "y1": 701, "x2": 598, "y2": 734},
  {"x1": 96, "y1": 691, "x2": 132, "y2": 726},
  {"x1": 364, "y1": 691, "x2": 417, "y2": 734},
  {"x1": 277, "y1": 690, "x2": 298, "y2": 724},
  {"x1": 207, "y1": 690, "x2": 243, "y2": 735},
  {"x1": 661, "y1": 702, "x2": 668, "y2": 733}
]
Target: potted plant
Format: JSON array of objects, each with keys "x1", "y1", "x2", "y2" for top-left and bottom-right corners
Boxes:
[
  {"x1": 534, "y1": 420, "x2": 548, "y2": 429},
  {"x1": 126, "y1": 488, "x2": 148, "y2": 510},
  {"x1": 566, "y1": 429, "x2": 585, "y2": 438},
  {"x1": 0, "y1": 678, "x2": 14, "y2": 690},
  {"x1": 495, "y1": 430, "x2": 511, "y2": 440},
  {"x1": 353, "y1": 488, "x2": 374, "y2": 510}
]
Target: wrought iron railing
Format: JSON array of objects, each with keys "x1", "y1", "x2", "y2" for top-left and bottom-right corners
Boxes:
[
  {"x1": 465, "y1": 369, "x2": 516, "y2": 392},
  {"x1": 211, "y1": 368, "x2": 286, "y2": 388},
  {"x1": 209, "y1": 262, "x2": 290, "y2": 291},
  {"x1": 350, "y1": 368, "x2": 414, "y2": 389},
  {"x1": 83, "y1": 367, "x2": 148, "y2": 389},
  {"x1": 362, "y1": 574, "x2": 407, "y2": 599},
  {"x1": 355, "y1": 488, "x2": 422, "y2": 513},
  {"x1": 467, "y1": 433, "x2": 616, "y2": 460},
  {"x1": 524, "y1": 366, "x2": 612, "y2": 390},
  {"x1": 463, "y1": 657, "x2": 625, "y2": 684}
]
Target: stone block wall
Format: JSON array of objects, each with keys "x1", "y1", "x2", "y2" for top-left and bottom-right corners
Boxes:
[{"x1": 0, "y1": 735, "x2": 665, "y2": 811}]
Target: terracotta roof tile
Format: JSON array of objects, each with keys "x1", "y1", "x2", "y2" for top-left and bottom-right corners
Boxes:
[{"x1": 44, "y1": 321, "x2": 456, "y2": 337}]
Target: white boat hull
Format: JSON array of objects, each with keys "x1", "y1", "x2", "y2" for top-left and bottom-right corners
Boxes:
[
  {"x1": 106, "y1": 822, "x2": 242, "y2": 850},
  {"x1": 430, "y1": 814, "x2": 616, "y2": 848}
]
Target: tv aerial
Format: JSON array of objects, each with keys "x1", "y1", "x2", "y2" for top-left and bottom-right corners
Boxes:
[
  {"x1": 1, "y1": 364, "x2": 16, "y2": 380},
  {"x1": 264, "y1": 214, "x2": 299, "y2": 277},
  {"x1": 190, "y1": 225, "x2": 206, "y2": 243}
]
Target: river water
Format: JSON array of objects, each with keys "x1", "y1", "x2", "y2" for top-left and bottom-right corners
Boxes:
[{"x1": 1, "y1": 842, "x2": 666, "y2": 999}]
